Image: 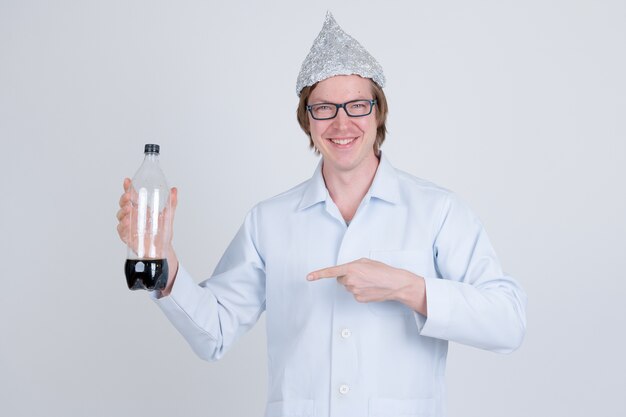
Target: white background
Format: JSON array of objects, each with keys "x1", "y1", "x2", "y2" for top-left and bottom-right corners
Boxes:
[{"x1": 1, "y1": 1, "x2": 625, "y2": 416}]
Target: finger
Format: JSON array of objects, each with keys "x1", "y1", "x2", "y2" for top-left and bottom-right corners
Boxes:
[
  {"x1": 116, "y1": 222, "x2": 128, "y2": 243},
  {"x1": 119, "y1": 190, "x2": 131, "y2": 207},
  {"x1": 354, "y1": 294, "x2": 368, "y2": 303},
  {"x1": 117, "y1": 212, "x2": 130, "y2": 229},
  {"x1": 170, "y1": 187, "x2": 178, "y2": 210},
  {"x1": 119, "y1": 179, "x2": 133, "y2": 207},
  {"x1": 337, "y1": 275, "x2": 350, "y2": 286},
  {"x1": 116, "y1": 206, "x2": 129, "y2": 221},
  {"x1": 307, "y1": 264, "x2": 348, "y2": 281},
  {"x1": 123, "y1": 178, "x2": 131, "y2": 192},
  {"x1": 169, "y1": 187, "x2": 178, "y2": 236}
]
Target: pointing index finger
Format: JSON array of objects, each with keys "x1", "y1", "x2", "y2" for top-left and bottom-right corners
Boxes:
[{"x1": 307, "y1": 264, "x2": 348, "y2": 281}]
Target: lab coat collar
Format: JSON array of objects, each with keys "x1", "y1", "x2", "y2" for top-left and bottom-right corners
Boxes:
[
  {"x1": 297, "y1": 159, "x2": 327, "y2": 210},
  {"x1": 368, "y1": 152, "x2": 402, "y2": 205},
  {"x1": 297, "y1": 152, "x2": 401, "y2": 211}
]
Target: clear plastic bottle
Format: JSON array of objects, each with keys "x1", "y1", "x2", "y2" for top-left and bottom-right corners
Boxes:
[{"x1": 124, "y1": 144, "x2": 171, "y2": 291}]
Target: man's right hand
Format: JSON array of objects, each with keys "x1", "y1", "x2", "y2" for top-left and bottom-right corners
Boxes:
[{"x1": 116, "y1": 178, "x2": 180, "y2": 295}]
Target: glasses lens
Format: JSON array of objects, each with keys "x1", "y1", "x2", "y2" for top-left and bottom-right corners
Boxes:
[
  {"x1": 310, "y1": 104, "x2": 337, "y2": 120},
  {"x1": 345, "y1": 100, "x2": 372, "y2": 117}
]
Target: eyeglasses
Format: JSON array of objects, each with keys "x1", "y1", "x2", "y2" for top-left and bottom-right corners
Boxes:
[{"x1": 306, "y1": 99, "x2": 377, "y2": 120}]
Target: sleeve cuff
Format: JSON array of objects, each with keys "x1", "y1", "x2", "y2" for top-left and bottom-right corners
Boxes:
[
  {"x1": 414, "y1": 276, "x2": 452, "y2": 339},
  {"x1": 150, "y1": 265, "x2": 201, "y2": 311}
]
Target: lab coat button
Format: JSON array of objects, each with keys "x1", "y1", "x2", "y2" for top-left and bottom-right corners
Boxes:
[
  {"x1": 339, "y1": 384, "x2": 350, "y2": 395},
  {"x1": 341, "y1": 328, "x2": 352, "y2": 338}
]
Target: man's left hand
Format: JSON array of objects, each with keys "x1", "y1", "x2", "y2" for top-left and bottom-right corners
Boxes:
[{"x1": 307, "y1": 258, "x2": 427, "y2": 315}]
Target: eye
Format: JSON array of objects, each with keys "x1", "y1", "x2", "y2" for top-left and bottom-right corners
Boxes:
[
  {"x1": 315, "y1": 104, "x2": 333, "y2": 111},
  {"x1": 348, "y1": 101, "x2": 369, "y2": 111}
]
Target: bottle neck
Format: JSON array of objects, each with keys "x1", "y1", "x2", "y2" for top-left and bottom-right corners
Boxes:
[{"x1": 143, "y1": 152, "x2": 160, "y2": 163}]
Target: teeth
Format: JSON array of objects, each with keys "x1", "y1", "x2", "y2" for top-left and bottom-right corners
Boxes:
[{"x1": 330, "y1": 138, "x2": 355, "y2": 145}]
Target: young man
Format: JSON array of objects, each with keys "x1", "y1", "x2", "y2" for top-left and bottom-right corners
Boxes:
[{"x1": 117, "y1": 12, "x2": 526, "y2": 417}]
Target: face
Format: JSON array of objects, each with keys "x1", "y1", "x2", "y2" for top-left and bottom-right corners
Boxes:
[{"x1": 307, "y1": 75, "x2": 379, "y2": 175}]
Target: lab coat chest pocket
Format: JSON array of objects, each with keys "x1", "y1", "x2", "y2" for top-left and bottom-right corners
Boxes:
[
  {"x1": 265, "y1": 400, "x2": 315, "y2": 417},
  {"x1": 368, "y1": 249, "x2": 430, "y2": 316}
]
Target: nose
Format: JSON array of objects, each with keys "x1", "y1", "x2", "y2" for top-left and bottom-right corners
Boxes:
[{"x1": 331, "y1": 106, "x2": 351, "y2": 128}]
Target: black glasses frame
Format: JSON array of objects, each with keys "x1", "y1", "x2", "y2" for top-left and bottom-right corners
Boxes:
[{"x1": 306, "y1": 99, "x2": 377, "y2": 120}]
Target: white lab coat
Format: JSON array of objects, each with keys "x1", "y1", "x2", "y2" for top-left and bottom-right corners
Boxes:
[{"x1": 153, "y1": 154, "x2": 527, "y2": 417}]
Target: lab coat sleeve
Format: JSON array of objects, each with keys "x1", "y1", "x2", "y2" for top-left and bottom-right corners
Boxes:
[
  {"x1": 152, "y1": 207, "x2": 266, "y2": 361},
  {"x1": 417, "y1": 193, "x2": 527, "y2": 353}
]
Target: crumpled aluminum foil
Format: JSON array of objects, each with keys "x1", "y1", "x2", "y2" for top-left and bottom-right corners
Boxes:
[{"x1": 296, "y1": 11, "x2": 386, "y2": 96}]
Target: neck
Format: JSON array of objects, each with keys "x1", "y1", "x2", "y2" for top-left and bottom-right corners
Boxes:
[{"x1": 322, "y1": 152, "x2": 380, "y2": 222}]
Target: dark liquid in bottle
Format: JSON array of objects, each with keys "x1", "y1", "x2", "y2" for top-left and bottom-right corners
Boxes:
[{"x1": 125, "y1": 259, "x2": 168, "y2": 291}]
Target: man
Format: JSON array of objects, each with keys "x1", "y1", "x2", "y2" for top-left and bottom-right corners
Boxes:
[{"x1": 117, "y1": 12, "x2": 526, "y2": 417}]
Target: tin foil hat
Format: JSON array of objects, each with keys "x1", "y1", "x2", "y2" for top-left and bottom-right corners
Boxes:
[{"x1": 296, "y1": 11, "x2": 386, "y2": 96}]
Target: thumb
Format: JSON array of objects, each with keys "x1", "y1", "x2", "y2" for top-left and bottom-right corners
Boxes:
[
  {"x1": 163, "y1": 187, "x2": 178, "y2": 245},
  {"x1": 170, "y1": 187, "x2": 178, "y2": 212}
]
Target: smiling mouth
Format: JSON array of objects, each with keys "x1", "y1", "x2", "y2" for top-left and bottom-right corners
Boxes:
[{"x1": 328, "y1": 137, "x2": 357, "y2": 145}]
